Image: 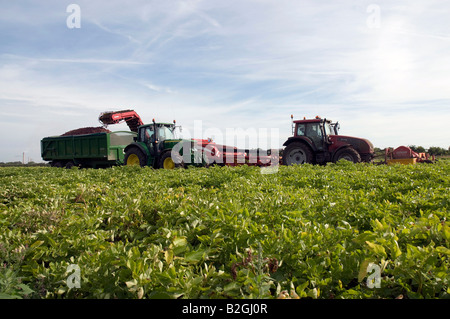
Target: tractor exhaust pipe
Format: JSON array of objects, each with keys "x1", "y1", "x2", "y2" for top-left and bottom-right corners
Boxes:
[{"x1": 291, "y1": 114, "x2": 294, "y2": 135}]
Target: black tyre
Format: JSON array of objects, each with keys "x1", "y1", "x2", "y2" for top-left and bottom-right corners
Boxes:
[
  {"x1": 159, "y1": 151, "x2": 184, "y2": 169},
  {"x1": 124, "y1": 147, "x2": 147, "y2": 167},
  {"x1": 282, "y1": 142, "x2": 314, "y2": 165},
  {"x1": 334, "y1": 147, "x2": 361, "y2": 163},
  {"x1": 52, "y1": 161, "x2": 63, "y2": 168},
  {"x1": 65, "y1": 161, "x2": 75, "y2": 169}
]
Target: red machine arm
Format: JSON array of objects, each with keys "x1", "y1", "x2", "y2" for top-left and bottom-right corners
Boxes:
[{"x1": 98, "y1": 110, "x2": 144, "y2": 132}]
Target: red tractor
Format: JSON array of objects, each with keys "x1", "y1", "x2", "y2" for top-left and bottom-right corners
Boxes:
[{"x1": 282, "y1": 116, "x2": 375, "y2": 165}]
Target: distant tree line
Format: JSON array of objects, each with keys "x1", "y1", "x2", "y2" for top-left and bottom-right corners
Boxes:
[
  {"x1": 408, "y1": 145, "x2": 450, "y2": 156},
  {"x1": 373, "y1": 146, "x2": 449, "y2": 157}
]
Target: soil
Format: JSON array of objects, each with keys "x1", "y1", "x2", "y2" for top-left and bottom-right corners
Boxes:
[{"x1": 61, "y1": 127, "x2": 111, "y2": 136}]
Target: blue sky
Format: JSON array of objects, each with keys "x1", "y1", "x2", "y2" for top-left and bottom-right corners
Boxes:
[{"x1": 1, "y1": 0, "x2": 449, "y2": 162}]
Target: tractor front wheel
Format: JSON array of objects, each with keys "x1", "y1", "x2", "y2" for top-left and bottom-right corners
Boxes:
[
  {"x1": 334, "y1": 147, "x2": 361, "y2": 163},
  {"x1": 159, "y1": 151, "x2": 184, "y2": 169},
  {"x1": 124, "y1": 147, "x2": 147, "y2": 167},
  {"x1": 282, "y1": 142, "x2": 313, "y2": 165}
]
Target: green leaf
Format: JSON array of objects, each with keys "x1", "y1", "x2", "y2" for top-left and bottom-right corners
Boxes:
[
  {"x1": 353, "y1": 231, "x2": 377, "y2": 244},
  {"x1": 125, "y1": 279, "x2": 137, "y2": 289},
  {"x1": 224, "y1": 282, "x2": 240, "y2": 292},
  {"x1": 306, "y1": 288, "x2": 319, "y2": 299},
  {"x1": 29, "y1": 240, "x2": 45, "y2": 249},
  {"x1": 172, "y1": 236, "x2": 187, "y2": 255},
  {"x1": 185, "y1": 249, "x2": 206, "y2": 263},
  {"x1": 164, "y1": 249, "x2": 174, "y2": 264},
  {"x1": 436, "y1": 246, "x2": 450, "y2": 256},
  {"x1": 17, "y1": 284, "x2": 34, "y2": 295},
  {"x1": 390, "y1": 240, "x2": 402, "y2": 259},
  {"x1": 442, "y1": 225, "x2": 450, "y2": 242},
  {"x1": 358, "y1": 259, "x2": 371, "y2": 282},
  {"x1": 373, "y1": 219, "x2": 384, "y2": 231},
  {"x1": 365, "y1": 241, "x2": 386, "y2": 257},
  {"x1": 295, "y1": 281, "x2": 309, "y2": 298}
]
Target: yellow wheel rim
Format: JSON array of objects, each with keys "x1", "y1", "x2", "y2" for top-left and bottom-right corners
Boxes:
[
  {"x1": 163, "y1": 157, "x2": 175, "y2": 169},
  {"x1": 127, "y1": 154, "x2": 140, "y2": 166}
]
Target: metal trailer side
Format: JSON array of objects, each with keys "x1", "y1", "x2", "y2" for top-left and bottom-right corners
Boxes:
[{"x1": 41, "y1": 131, "x2": 137, "y2": 168}]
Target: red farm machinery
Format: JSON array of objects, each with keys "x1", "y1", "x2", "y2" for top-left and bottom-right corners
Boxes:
[
  {"x1": 384, "y1": 146, "x2": 435, "y2": 165},
  {"x1": 98, "y1": 110, "x2": 144, "y2": 133}
]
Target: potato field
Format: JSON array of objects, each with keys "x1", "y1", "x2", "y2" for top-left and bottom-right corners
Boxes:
[{"x1": 0, "y1": 161, "x2": 449, "y2": 299}]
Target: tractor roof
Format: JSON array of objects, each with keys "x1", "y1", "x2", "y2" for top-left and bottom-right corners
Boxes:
[
  {"x1": 140, "y1": 122, "x2": 175, "y2": 127},
  {"x1": 293, "y1": 116, "x2": 331, "y2": 124}
]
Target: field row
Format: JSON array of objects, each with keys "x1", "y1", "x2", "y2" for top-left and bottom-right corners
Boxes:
[{"x1": 0, "y1": 161, "x2": 449, "y2": 299}]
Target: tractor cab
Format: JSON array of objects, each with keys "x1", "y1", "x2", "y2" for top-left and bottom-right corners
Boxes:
[
  {"x1": 137, "y1": 121, "x2": 180, "y2": 158},
  {"x1": 292, "y1": 116, "x2": 337, "y2": 151},
  {"x1": 139, "y1": 122, "x2": 176, "y2": 146}
]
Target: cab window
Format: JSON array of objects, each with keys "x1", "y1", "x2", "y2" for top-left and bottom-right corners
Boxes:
[
  {"x1": 142, "y1": 127, "x2": 154, "y2": 143},
  {"x1": 306, "y1": 123, "x2": 323, "y2": 148},
  {"x1": 157, "y1": 125, "x2": 175, "y2": 141},
  {"x1": 324, "y1": 123, "x2": 334, "y2": 136},
  {"x1": 296, "y1": 124, "x2": 306, "y2": 136},
  {"x1": 306, "y1": 123, "x2": 322, "y2": 138}
]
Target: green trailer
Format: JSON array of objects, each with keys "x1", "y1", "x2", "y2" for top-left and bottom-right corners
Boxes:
[{"x1": 41, "y1": 131, "x2": 137, "y2": 168}]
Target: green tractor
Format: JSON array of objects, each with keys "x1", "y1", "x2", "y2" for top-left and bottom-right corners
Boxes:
[
  {"x1": 123, "y1": 120, "x2": 202, "y2": 169},
  {"x1": 98, "y1": 110, "x2": 204, "y2": 169}
]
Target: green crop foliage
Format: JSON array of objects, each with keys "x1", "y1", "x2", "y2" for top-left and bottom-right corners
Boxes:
[{"x1": 0, "y1": 160, "x2": 449, "y2": 299}]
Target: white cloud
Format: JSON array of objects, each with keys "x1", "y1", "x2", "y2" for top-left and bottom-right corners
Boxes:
[{"x1": 0, "y1": 0, "x2": 449, "y2": 162}]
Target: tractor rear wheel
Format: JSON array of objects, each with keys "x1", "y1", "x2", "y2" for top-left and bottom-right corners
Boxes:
[
  {"x1": 159, "y1": 151, "x2": 184, "y2": 169},
  {"x1": 334, "y1": 147, "x2": 361, "y2": 163},
  {"x1": 282, "y1": 142, "x2": 313, "y2": 165},
  {"x1": 124, "y1": 147, "x2": 147, "y2": 167}
]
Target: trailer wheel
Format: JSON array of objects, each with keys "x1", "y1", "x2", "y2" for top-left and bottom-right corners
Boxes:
[
  {"x1": 334, "y1": 147, "x2": 361, "y2": 163},
  {"x1": 282, "y1": 142, "x2": 313, "y2": 165},
  {"x1": 124, "y1": 147, "x2": 147, "y2": 167},
  {"x1": 51, "y1": 161, "x2": 63, "y2": 168},
  {"x1": 65, "y1": 161, "x2": 75, "y2": 169},
  {"x1": 159, "y1": 151, "x2": 184, "y2": 169}
]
